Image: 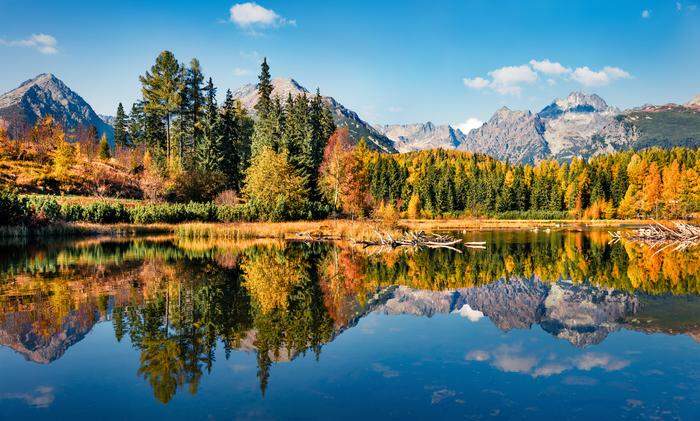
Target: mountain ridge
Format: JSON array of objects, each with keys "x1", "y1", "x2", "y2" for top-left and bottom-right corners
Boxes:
[
  {"x1": 0, "y1": 73, "x2": 112, "y2": 140},
  {"x1": 231, "y1": 77, "x2": 396, "y2": 152}
]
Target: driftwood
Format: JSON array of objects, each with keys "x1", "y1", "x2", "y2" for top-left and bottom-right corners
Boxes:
[
  {"x1": 610, "y1": 221, "x2": 700, "y2": 253},
  {"x1": 354, "y1": 230, "x2": 485, "y2": 253}
]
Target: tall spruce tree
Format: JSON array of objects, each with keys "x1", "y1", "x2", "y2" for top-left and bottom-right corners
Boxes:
[
  {"x1": 139, "y1": 50, "x2": 183, "y2": 164},
  {"x1": 234, "y1": 99, "x2": 254, "y2": 181},
  {"x1": 113, "y1": 103, "x2": 129, "y2": 147},
  {"x1": 251, "y1": 59, "x2": 278, "y2": 158},
  {"x1": 196, "y1": 118, "x2": 223, "y2": 173},
  {"x1": 254, "y1": 58, "x2": 273, "y2": 117},
  {"x1": 220, "y1": 89, "x2": 240, "y2": 189},
  {"x1": 128, "y1": 102, "x2": 146, "y2": 146},
  {"x1": 185, "y1": 58, "x2": 205, "y2": 144}
]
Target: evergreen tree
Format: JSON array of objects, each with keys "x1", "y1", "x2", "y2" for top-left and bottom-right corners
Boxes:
[
  {"x1": 196, "y1": 119, "x2": 223, "y2": 173},
  {"x1": 252, "y1": 96, "x2": 285, "y2": 158},
  {"x1": 114, "y1": 102, "x2": 129, "y2": 147},
  {"x1": 98, "y1": 133, "x2": 111, "y2": 160},
  {"x1": 204, "y1": 77, "x2": 217, "y2": 126},
  {"x1": 220, "y1": 90, "x2": 240, "y2": 189},
  {"x1": 128, "y1": 102, "x2": 146, "y2": 146},
  {"x1": 139, "y1": 50, "x2": 183, "y2": 164},
  {"x1": 234, "y1": 100, "x2": 254, "y2": 181},
  {"x1": 254, "y1": 58, "x2": 273, "y2": 118},
  {"x1": 185, "y1": 58, "x2": 205, "y2": 143}
]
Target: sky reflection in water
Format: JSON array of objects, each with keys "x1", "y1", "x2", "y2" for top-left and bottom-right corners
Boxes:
[{"x1": 0, "y1": 230, "x2": 698, "y2": 419}]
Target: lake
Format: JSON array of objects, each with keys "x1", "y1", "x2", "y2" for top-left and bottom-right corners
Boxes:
[{"x1": 0, "y1": 229, "x2": 698, "y2": 420}]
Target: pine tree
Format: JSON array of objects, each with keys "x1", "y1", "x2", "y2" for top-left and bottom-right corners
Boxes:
[
  {"x1": 98, "y1": 133, "x2": 111, "y2": 160},
  {"x1": 128, "y1": 102, "x2": 146, "y2": 146},
  {"x1": 204, "y1": 77, "x2": 217, "y2": 126},
  {"x1": 252, "y1": 95, "x2": 285, "y2": 158},
  {"x1": 185, "y1": 58, "x2": 205, "y2": 143},
  {"x1": 196, "y1": 119, "x2": 223, "y2": 173},
  {"x1": 254, "y1": 58, "x2": 273, "y2": 118},
  {"x1": 139, "y1": 50, "x2": 183, "y2": 164},
  {"x1": 234, "y1": 99, "x2": 254, "y2": 181},
  {"x1": 114, "y1": 103, "x2": 129, "y2": 147},
  {"x1": 220, "y1": 89, "x2": 240, "y2": 189}
]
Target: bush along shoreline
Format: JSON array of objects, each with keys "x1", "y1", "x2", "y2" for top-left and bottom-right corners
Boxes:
[{"x1": 0, "y1": 190, "x2": 259, "y2": 237}]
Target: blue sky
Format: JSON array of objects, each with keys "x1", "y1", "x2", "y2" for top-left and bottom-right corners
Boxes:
[{"x1": 1, "y1": 0, "x2": 699, "y2": 130}]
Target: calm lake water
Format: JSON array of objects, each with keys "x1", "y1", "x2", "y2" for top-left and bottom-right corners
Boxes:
[{"x1": 0, "y1": 229, "x2": 698, "y2": 420}]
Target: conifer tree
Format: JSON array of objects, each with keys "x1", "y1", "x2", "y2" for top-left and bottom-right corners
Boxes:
[
  {"x1": 220, "y1": 89, "x2": 240, "y2": 189},
  {"x1": 128, "y1": 102, "x2": 146, "y2": 146},
  {"x1": 139, "y1": 50, "x2": 183, "y2": 163},
  {"x1": 196, "y1": 119, "x2": 223, "y2": 173},
  {"x1": 98, "y1": 133, "x2": 111, "y2": 160},
  {"x1": 185, "y1": 58, "x2": 205, "y2": 143},
  {"x1": 254, "y1": 58, "x2": 273, "y2": 118},
  {"x1": 234, "y1": 100, "x2": 254, "y2": 178},
  {"x1": 114, "y1": 102, "x2": 129, "y2": 147}
]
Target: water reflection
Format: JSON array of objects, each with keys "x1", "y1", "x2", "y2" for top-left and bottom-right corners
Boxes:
[{"x1": 0, "y1": 230, "x2": 698, "y2": 408}]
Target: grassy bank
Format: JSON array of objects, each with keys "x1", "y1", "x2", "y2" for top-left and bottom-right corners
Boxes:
[{"x1": 0, "y1": 217, "x2": 684, "y2": 241}]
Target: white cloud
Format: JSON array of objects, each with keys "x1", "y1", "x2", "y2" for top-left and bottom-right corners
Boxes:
[
  {"x1": 573, "y1": 353, "x2": 630, "y2": 372},
  {"x1": 233, "y1": 67, "x2": 251, "y2": 76},
  {"x1": 488, "y1": 65, "x2": 538, "y2": 95},
  {"x1": 454, "y1": 117, "x2": 484, "y2": 134},
  {"x1": 463, "y1": 76, "x2": 490, "y2": 90},
  {"x1": 641, "y1": 9, "x2": 651, "y2": 18},
  {"x1": 571, "y1": 66, "x2": 631, "y2": 86},
  {"x1": 0, "y1": 33, "x2": 58, "y2": 54},
  {"x1": 532, "y1": 363, "x2": 569, "y2": 377},
  {"x1": 465, "y1": 60, "x2": 630, "y2": 94},
  {"x1": 529, "y1": 59, "x2": 571, "y2": 75},
  {"x1": 571, "y1": 67, "x2": 609, "y2": 86},
  {"x1": 465, "y1": 350, "x2": 490, "y2": 362},
  {"x1": 453, "y1": 304, "x2": 484, "y2": 322},
  {"x1": 602, "y1": 66, "x2": 631, "y2": 79},
  {"x1": 229, "y1": 2, "x2": 294, "y2": 28},
  {"x1": 387, "y1": 106, "x2": 403, "y2": 113}
]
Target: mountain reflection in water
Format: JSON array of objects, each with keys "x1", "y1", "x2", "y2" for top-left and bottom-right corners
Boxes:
[{"x1": 0, "y1": 230, "x2": 698, "y2": 415}]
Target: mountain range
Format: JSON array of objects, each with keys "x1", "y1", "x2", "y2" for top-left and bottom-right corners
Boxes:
[
  {"x1": 231, "y1": 77, "x2": 396, "y2": 152},
  {"x1": 2, "y1": 73, "x2": 699, "y2": 162},
  {"x1": 0, "y1": 73, "x2": 112, "y2": 139}
]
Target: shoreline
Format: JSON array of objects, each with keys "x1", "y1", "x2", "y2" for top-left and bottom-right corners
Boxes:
[{"x1": 0, "y1": 218, "x2": 680, "y2": 241}]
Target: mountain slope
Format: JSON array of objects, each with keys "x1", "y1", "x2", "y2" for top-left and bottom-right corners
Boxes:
[
  {"x1": 458, "y1": 107, "x2": 550, "y2": 164},
  {"x1": 231, "y1": 78, "x2": 396, "y2": 152},
  {"x1": 0, "y1": 73, "x2": 113, "y2": 139},
  {"x1": 537, "y1": 92, "x2": 634, "y2": 161},
  {"x1": 618, "y1": 100, "x2": 700, "y2": 149},
  {"x1": 376, "y1": 122, "x2": 466, "y2": 152}
]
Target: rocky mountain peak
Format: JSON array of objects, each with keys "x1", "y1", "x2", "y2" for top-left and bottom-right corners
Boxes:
[
  {"x1": 560, "y1": 91, "x2": 608, "y2": 111},
  {"x1": 539, "y1": 91, "x2": 611, "y2": 119},
  {"x1": 377, "y1": 121, "x2": 465, "y2": 152},
  {"x1": 0, "y1": 73, "x2": 112, "y2": 139}
]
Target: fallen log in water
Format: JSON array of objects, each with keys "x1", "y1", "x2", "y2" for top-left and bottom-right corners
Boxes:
[
  {"x1": 354, "y1": 230, "x2": 485, "y2": 253},
  {"x1": 609, "y1": 221, "x2": 700, "y2": 252}
]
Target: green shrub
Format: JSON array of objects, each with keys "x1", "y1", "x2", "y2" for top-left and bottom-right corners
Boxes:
[
  {"x1": 0, "y1": 189, "x2": 31, "y2": 225},
  {"x1": 60, "y1": 203, "x2": 85, "y2": 221},
  {"x1": 215, "y1": 204, "x2": 250, "y2": 222},
  {"x1": 493, "y1": 210, "x2": 571, "y2": 220},
  {"x1": 27, "y1": 196, "x2": 61, "y2": 222},
  {"x1": 81, "y1": 202, "x2": 130, "y2": 223}
]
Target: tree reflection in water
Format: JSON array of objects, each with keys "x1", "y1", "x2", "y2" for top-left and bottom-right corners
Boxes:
[{"x1": 0, "y1": 231, "x2": 698, "y2": 403}]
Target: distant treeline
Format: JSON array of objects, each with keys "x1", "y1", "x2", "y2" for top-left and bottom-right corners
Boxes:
[{"x1": 357, "y1": 146, "x2": 700, "y2": 219}]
